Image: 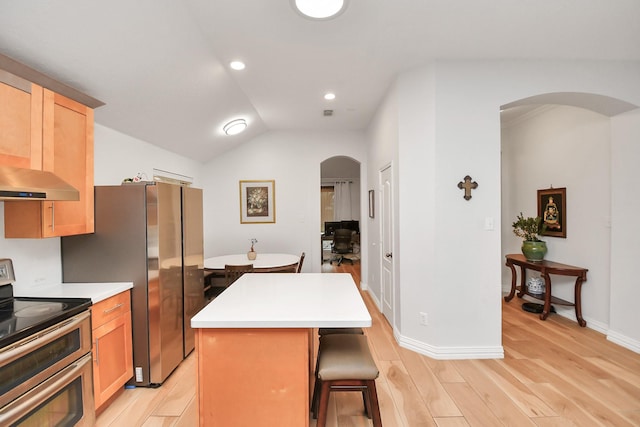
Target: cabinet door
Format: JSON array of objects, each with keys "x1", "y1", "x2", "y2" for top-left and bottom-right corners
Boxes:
[
  {"x1": 41, "y1": 89, "x2": 94, "y2": 236},
  {"x1": 92, "y1": 312, "x2": 133, "y2": 410},
  {"x1": 4, "y1": 89, "x2": 94, "y2": 238},
  {"x1": 0, "y1": 70, "x2": 42, "y2": 169}
]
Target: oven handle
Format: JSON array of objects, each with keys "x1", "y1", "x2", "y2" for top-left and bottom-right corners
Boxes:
[
  {"x1": 0, "y1": 310, "x2": 91, "y2": 364},
  {"x1": 0, "y1": 353, "x2": 95, "y2": 426}
]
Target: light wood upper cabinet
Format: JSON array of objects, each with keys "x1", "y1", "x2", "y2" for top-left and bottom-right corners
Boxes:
[
  {"x1": 0, "y1": 70, "x2": 43, "y2": 169},
  {"x1": 4, "y1": 88, "x2": 95, "y2": 238}
]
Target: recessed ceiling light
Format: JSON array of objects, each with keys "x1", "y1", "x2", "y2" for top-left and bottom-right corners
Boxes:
[
  {"x1": 223, "y1": 119, "x2": 247, "y2": 135},
  {"x1": 292, "y1": 0, "x2": 348, "y2": 20},
  {"x1": 324, "y1": 93, "x2": 336, "y2": 100},
  {"x1": 230, "y1": 61, "x2": 246, "y2": 71}
]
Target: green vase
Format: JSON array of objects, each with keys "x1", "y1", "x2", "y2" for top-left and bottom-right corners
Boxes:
[{"x1": 521, "y1": 241, "x2": 547, "y2": 262}]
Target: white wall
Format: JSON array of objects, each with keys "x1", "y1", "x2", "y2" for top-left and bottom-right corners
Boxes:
[
  {"x1": 365, "y1": 80, "x2": 399, "y2": 316},
  {"x1": 397, "y1": 66, "x2": 439, "y2": 342},
  {"x1": 2, "y1": 124, "x2": 202, "y2": 293},
  {"x1": 94, "y1": 124, "x2": 204, "y2": 187},
  {"x1": 366, "y1": 59, "x2": 640, "y2": 358},
  {"x1": 0, "y1": 215, "x2": 61, "y2": 291},
  {"x1": 610, "y1": 109, "x2": 640, "y2": 352},
  {"x1": 501, "y1": 106, "x2": 612, "y2": 331},
  {"x1": 200, "y1": 130, "x2": 366, "y2": 274}
]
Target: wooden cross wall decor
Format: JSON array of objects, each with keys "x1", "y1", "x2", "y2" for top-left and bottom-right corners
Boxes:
[{"x1": 457, "y1": 175, "x2": 478, "y2": 200}]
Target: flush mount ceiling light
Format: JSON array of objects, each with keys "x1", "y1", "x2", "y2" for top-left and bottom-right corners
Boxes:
[
  {"x1": 292, "y1": 0, "x2": 348, "y2": 20},
  {"x1": 324, "y1": 92, "x2": 336, "y2": 100},
  {"x1": 230, "y1": 61, "x2": 245, "y2": 71},
  {"x1": 223, "y1": 118, "x2": 247, "y2": 135}
]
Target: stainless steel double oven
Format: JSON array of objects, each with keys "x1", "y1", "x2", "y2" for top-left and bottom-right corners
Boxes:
[{"x1": 0, "y1": 259, "x2": 94, "y2": 426}]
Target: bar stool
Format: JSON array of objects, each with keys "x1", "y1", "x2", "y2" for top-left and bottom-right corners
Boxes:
[
  {"x1": 312, "y1": 334, "x2": 382, "y2": 427},
  {"x1": 313, "y1": 328, "x2": 364, "y2": 386}
]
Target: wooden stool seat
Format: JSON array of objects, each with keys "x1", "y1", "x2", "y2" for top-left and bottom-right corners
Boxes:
[
  {"x1": 318, "y1": 327, "x2": 364, "y2": 336},
  {"x1": 312, "y1": 334, "x2": 382, "y2": 427}
]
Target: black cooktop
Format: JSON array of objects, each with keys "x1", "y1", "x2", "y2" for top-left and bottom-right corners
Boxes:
[{"x1": 0, "y1": 293, "x2": 92, "y2": 348}]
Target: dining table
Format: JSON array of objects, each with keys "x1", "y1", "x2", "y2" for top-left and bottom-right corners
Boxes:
[
  {"x1": 204, "y1": 252, "x2": 300, "y2": 272},
  {"x1": 191, "y1": 272, "x2": 371, "y2": 426}
]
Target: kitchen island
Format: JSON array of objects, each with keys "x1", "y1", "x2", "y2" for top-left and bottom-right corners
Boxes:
[{"x1": 191, "y1": 273, "x2": 371, "y2": 427}]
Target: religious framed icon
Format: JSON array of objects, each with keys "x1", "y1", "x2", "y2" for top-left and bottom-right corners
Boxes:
[
  {"x1": 240, "y1": 180, "x2": 275, "y2": 224},
  {"x1": 537, "y1": 187, "x2": 566, "y2": 238}
]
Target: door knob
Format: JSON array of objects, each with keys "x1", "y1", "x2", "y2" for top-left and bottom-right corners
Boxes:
[{"x1": 385, "y1": 252, "x2": 393, "y2": 259}]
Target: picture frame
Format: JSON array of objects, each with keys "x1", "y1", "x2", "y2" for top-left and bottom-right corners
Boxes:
[
  {"x1": 239, "y1": 180, "x2": 275, "y2": 224},
  {"x1": 537, "y1": 187, "x2": 566, "y2": 238},
  {"x1": 368, "y1": 190, "x2": 375, "y2": 218}
]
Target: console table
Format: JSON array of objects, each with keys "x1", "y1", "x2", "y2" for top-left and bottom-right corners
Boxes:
[{"x1": 504, "y1": 254, "x2": 588, "y2": 327}]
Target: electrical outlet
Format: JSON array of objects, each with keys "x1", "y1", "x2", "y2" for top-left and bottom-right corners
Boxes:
[{"x1": 419, "y1": 312, "x2": 428, "y2": 326}]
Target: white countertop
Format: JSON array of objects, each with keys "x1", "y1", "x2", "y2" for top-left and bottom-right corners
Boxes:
[
  {"x1": 14, "y1": 282, "x2": 133, "y2": 304},
  {"x1": 204, "y1": 253, "x2": 300, "y2": 270},
  {"x1": 191, "y1": 273, "x2": 371, "y2": 328}
]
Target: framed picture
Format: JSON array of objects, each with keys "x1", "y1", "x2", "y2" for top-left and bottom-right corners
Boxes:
[
  {"x1": 537, "y1": 187, "x2": 566, "y2": 238},
  {"x1": 368, "y1": 190, "x2": 375, "y2": 218},
  {"x1": 239, "y1": 180, "x2": 275, "y2": 224}
]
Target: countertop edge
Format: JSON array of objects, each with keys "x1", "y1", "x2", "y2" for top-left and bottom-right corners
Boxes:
[
  {"x1": 191, "y1": 320, "x2": 372, "y2": 329},
  {"x1": 15, "y1": 282, "x2": 133, "y2": 304}
]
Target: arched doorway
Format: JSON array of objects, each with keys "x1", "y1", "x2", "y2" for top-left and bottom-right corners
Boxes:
[
  {"x1": 500, "y1": 91, "x2": 638, "y2": 333},
  {"x1": 320, "y1": 156, "x2": 361, "y2": 277}
]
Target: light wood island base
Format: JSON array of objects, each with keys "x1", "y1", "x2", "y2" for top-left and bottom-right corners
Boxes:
[{"x1": 195, "y1": 328, "x2": 311, "y2": 427}]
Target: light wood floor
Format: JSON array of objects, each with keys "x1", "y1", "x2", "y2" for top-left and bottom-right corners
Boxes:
[{"x1": 96, "y1": 262, "x2": 640, "y2": 426}]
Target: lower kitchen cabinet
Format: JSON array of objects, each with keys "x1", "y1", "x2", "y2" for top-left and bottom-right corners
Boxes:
[{"x1": 92, "y1": 290, "x2": 133, "y2": 411}]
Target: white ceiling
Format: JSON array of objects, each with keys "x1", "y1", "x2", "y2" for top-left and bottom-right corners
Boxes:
[{"x1": 1, "y1": 0, "x2": 638, "y2": 162}]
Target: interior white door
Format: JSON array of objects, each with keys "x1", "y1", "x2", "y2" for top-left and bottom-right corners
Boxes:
[{"x1": 380, "y1": 165, "x2": 394, "y2": 324}]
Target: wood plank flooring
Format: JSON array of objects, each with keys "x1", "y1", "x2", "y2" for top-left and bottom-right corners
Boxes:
[{"x1": 96, "y1": 262, "x2": 640, "y2": 426}]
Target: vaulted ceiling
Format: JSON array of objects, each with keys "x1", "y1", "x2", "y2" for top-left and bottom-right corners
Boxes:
[{"x1": 1, "y1": 0, "x2": 638, "y2": 162}]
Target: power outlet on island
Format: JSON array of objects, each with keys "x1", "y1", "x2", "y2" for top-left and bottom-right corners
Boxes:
[{"x1": 419, "y1": 312, "x2": 428, "y2": 326}]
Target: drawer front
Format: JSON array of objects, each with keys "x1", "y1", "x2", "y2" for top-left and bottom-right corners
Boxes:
[{"x1": 92, "y1": 291, "x2": 131, "y2": 329}]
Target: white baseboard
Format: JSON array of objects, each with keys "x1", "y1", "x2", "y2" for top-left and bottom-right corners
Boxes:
[
  {"x1": 607, "y1": 330, "x2": 640, "y2": 354},
  {"x1": 396, "y1": 332, "x2": 504, "y2": 360},
  {"x1": 365, "y1": 288, "x2": 637, "y2": 359},
  {"x1": 365, "y1": 288, "x2": 504, "y2": 359},
  {"x1": 364, "y1": 287, "x2": 382, "y2": 312}
]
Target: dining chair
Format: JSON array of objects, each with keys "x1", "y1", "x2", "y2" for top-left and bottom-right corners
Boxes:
[
  {"x1": 224, "y1": 264, "x2": 254, "y2": 287},
  {"x1": 264, "y1": 265, "x2": 297, "y2": 273},
  {"x1": 296, "y1": 252, "x2": 305, "y2": 273}
]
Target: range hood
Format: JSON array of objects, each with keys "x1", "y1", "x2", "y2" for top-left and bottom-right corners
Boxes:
[{"x1": 0, "y1": 166, "x2": 79, "y2": 201}]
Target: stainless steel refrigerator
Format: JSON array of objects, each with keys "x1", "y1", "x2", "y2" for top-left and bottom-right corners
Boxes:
[{"x1": 61, "y1": 182, "x2": 205, "y2": 387}]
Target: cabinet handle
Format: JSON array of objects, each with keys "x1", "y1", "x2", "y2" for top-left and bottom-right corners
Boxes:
[
  {"x1": 94, "y1": 338, "x2": 99, "y2": 365},
  {"x1": 103, "y1": 303, "x2": 123, "y2": 315},
  {"x1": 49, "y1": 203, "x2": 55, "y2": 232}
]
